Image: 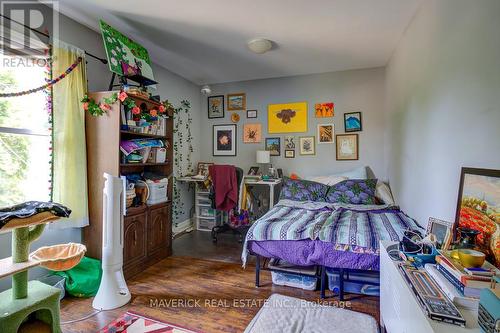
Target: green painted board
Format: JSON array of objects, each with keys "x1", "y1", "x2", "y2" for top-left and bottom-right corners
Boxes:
[{"x1": 99, "y1": 20, "x2": 155, "y2": 81}]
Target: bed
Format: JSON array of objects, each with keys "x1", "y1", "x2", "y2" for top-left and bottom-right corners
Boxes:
[{"x1": 242, "y1": 177, "x2": 424, "y2": 299}]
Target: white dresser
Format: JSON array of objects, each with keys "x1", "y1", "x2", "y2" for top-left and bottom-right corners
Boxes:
[{"x1": 380, "y1": 241, "x2": 480, "y2": 333}]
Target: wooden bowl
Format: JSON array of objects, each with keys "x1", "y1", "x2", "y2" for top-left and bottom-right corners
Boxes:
[{"x1": 457, "y1": 249, "x2": 486, "y2": 268}]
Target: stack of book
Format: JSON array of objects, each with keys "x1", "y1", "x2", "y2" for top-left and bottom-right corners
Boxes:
[{"x1": 424, "y1": 250, "x2": 499, "y2": 310}]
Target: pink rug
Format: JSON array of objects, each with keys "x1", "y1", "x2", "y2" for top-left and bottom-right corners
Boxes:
[{"x1": 99, "y1": 311, "x2": 201, "y2": 333}]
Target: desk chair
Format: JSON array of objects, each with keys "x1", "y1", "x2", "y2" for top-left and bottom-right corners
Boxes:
[{"x1": 210, "y1": 166, "x2": 246, "y2": 243}]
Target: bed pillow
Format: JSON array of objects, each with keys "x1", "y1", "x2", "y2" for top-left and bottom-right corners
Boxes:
[
  {"x1": 325, "y1": 179, "x2": 378, "y2": 205},
  {"x1": 280, "y1": 177, "x2": 330, "y2": 202},
  {"x1": 307, "y1": 175, "x2": 348, "y2": 186},
  {"x1": 332, "y1": 166, "x2": 368, "y2": 180},
  {"x1": 375, "y1": 181, "x2": 396, "y2": 205}
]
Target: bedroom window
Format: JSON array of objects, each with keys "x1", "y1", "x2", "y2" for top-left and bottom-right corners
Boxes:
[{"x1": 0, "y1": 55, "x2": 52, "y2": 208}]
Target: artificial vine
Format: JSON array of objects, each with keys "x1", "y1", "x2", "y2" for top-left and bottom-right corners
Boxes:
[{"x1": 172, "y1": 99, "x2": 194, "y2": 224}]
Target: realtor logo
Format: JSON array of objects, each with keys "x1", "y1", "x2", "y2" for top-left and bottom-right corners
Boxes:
[{"x1": 0, "y1": 0, "x2": 59, "y2": 57}]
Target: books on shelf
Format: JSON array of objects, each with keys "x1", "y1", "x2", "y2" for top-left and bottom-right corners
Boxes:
[
  {"x1": 436, "y1": 251, "x2": 499, "y2": 289},
  {"x1": 424, "y1": 264, "x2": 479, "y2": 310}
]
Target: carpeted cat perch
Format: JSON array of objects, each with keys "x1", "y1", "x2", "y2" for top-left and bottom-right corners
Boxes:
[{"x1": 0, "y1": 201, "x2": 86, "y2": 333}]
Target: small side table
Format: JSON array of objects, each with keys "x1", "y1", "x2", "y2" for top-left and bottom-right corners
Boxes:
[{"x1": 238, "y1": 177, "x2": 282, "y2": 213}]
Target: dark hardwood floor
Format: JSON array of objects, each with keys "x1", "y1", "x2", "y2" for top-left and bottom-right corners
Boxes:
[{"x1": 60, "y1": 231, "x2": 379, "y2": 332}]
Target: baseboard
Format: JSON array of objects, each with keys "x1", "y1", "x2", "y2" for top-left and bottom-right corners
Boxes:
[{"x1": 172, "y1": 218, "x2": 193, "y2": 237}]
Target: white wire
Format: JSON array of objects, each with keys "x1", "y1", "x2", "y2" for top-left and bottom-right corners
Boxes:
[{"x1": 60, "y1": 310, "x2": 102, "y2": 325}]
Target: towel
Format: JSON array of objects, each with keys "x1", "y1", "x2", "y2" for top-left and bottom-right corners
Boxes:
[{"x1": 209, "y1": 165, "x2": 238, "y2": 211}]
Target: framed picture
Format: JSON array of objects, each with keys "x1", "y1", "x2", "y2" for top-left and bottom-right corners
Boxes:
[
  {"x1": 196, "y1": 162, "x2": 214, "y2": 177},
  {"x1": 336, "y1": 134, "x2": 358, "y2": 160},
  {"x1": 454, "y1": 167, "x2": 500, "y2": 268},
  {"x1": 247, "y1": 109, "x2": 257, "y2": 118},
  {"x1": 344, "y1": 112, "x2": 362, "y2": 132},
  {"x1": 248, "y1": 166, "x2": 260, "y2": 175},
  {"x1": 265, "y1": 137, "x2": 280, "y2": 156},
  {"x1": 426, "y1": 217, "x2": 454, "y2": 249},
  {"x1": 317, "y1": 123, "x2": 334, "y2": 144},
  {"x1": 315, "y1": 102, "x2": 334, "y2": 117},
  {"x1": 243, "y1": 123, "x2": 262, "y2": 143},
  {"x1": 227, "y1": 93, "x2": 246, "y2": 111},
  {"x1": 284, "y1": 136, "x2": 295, "y2": 149},
  {"x1": 299, "y1": 136, "x2": 315, "y2": 155},
  {"x1": 213, "y1": 124, "x2": 237, "y2": 156},
  {"x1": 284, "y1": 150, "x2": 295, "y2": 158},
  {"x1": 207, "y1": 95, "x2": 224, "y2": 119},
  {"x1": 268, "y1": 102, "x2": 307, "y2": 133}
]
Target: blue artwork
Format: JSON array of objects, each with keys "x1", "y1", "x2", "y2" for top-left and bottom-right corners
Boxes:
[{"x1": 344, "y1": 112, "x2": 362, "y2": 132}]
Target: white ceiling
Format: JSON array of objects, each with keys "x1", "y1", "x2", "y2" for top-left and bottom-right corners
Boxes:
[{"x1": 58, "y1": 0, "x2": 422, "y2": 85}]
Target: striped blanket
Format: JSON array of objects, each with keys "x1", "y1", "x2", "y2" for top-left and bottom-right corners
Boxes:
[{"x1": 242, "y1": 200, "x2": 423, "y2": 266}]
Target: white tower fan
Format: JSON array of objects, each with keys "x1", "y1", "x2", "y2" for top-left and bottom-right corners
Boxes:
[{"x1": 92, "y1": 173, "x2": 131, "y2": 310}]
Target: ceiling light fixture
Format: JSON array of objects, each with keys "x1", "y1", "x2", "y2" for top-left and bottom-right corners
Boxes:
[
  {"x1": 201, "y1": 85, "x2": 212, "y2": 95},
  {"x1": 247, "y1": 38, "x2": 273, "y2": 54}
]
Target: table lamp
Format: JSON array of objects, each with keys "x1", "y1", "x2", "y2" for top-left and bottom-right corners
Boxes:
[{"x1": 256, "y1": 150, "x2": 273, "y2": 178}]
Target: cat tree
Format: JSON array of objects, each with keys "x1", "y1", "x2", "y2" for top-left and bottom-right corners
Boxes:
[{"x1": 0, "y1": 202, "x2": 86, "y2": 333}]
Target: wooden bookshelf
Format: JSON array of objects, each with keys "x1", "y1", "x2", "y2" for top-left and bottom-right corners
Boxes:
[{"x1": 85, "y1": 90, "x2": 173, "y2": 279}]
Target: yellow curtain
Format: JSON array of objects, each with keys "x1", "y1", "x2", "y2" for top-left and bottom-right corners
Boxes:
[{"x1": 51, "y1": 42, "x2": 89, "y2": 228}]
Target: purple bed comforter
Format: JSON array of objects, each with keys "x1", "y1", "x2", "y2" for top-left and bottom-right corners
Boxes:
[{"x1": 248, "y1": 239, "x2": 379, "y2": 270}]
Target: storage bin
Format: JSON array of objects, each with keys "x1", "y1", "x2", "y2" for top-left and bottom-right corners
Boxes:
[
  {"x1": 38, "y1": 275, "x2": 66, "y2": 300},
  {"x1": 197, "y1": 217, "x2": 217, "y2": 231},
  {"x1": 326, "y1": 269, "x2": 380, "y2": 296},
  {"x1": 269, "y1": 259, "x2": 317, "y2": 290},
  {"x1": 271, "y1": 271, "x2": 317, "y2": 291},
  {"x1": 146, "y1": 178, "x2": 168, "y2": 205}
]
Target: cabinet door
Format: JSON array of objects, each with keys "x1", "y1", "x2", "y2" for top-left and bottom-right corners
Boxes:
[
  {"x1": 124, "y1": 214, "x2": 146, "y2": 265},
  {"x1": 148, "y1": 205, "x2": 170, "y2": 254}
]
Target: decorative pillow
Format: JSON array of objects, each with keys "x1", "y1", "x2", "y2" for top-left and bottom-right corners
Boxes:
[
  {"x1": 280, "y1": 177, "x2": 330, "y2": 202},
  {"x1": 325, "y1": 179, "x2": 378, "y2": 205},
  {"x1": 375, "y1": 181, "x2": 396, "y2": 205}
]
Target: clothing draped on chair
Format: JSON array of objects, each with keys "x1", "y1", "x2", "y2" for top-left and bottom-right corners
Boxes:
[
  {"x1": 50, "y1": 42, "x2": 89, "y2": 228},
  {"x1": 209, "y1": 165, "x2": 238, "y2": 211}
]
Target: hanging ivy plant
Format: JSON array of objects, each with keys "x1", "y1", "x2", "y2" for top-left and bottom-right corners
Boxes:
[{"x1": 172, "y1": 99, "x2": 194, "y2": 224}]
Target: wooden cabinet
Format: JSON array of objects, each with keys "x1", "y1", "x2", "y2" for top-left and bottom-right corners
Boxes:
[
  {"x1": 148, "y1": 205, "x2": 170, "y2": 255},
  {"x1": 84, "y1": 90, "x2": 173, "y2": 279},
  {"x1": 124, "y1": 213, "x2": 147, "y2": 266}
]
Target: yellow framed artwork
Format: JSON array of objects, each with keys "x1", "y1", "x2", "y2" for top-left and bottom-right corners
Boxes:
[{"x1": 267, "y1": 102, "x2": 308, "y2": 133}]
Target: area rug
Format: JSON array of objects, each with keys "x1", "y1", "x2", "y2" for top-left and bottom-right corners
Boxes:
[
  {"x1": 244, "y1": 294, "x2": 378, "y2": 333},
  {"x1": 99, "y1": 311, "x2": 201, "y2": 333}
]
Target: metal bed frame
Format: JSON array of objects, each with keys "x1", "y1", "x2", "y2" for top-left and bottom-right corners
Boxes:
[{"x1": 254, "y1": 254, "x2": 380, "y2": 301}]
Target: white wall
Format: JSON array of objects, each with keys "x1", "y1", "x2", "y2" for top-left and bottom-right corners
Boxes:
[
  {"x1": 200, "y1": 68, "x2": 387, "y2": 180},
  {"x1": 385, "y1": 0, "x2": 500, "y2": 226},
  {"x1": 0, "y1": 11, "x2": 200, "y2": 291}
]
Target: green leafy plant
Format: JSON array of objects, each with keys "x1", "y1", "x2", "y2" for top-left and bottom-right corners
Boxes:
[
  {"x1": 81, "y1": 92, "x2": 118, "y2": 116},
  {"x1": 172, "y1": 99, "x2": 194, "y2": 224}
]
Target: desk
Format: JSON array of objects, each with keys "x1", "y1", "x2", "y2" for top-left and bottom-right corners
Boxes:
[{"x1": 238, "y1": 177, "x2": 282, "y2": 213}]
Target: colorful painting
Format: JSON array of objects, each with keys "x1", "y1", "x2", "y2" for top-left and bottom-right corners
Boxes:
[
  {"x1": 213, "y1": 124, "x2": 236, "y2": 156},
  {"x1": 243, "y1": 123, "x2": 262, "y2": 143},
  {"x1": 208, "y1": 95, "x2": 224, "y2": 119},
  {"x1": 227, "y1": 93, "x2": 246, "y2": 111},
  {"x1": 299, "y1": 136, "x2": 315, "y2": 155},
  {"x1": 336, "y1": 134, "x2": 358, "y2": 160},
  {"x1": 317, "y1": 124, "x2": 334, "y2": 144},
  {"x1": 284, "y1": 136, "x2": 296, "y2": 149},
  {"x1": 344, "y1": 112, "x2": 362, "y2": 132},
  {"x1": 455, "y1": 168, "x2": 500, "y2": 268},
  {"x1": 315, "y1": 102, "x2": 334, "y2": 117},
  {"x1": 99, "y1": 20, "x2": 155, "y2": 81},
  {"x1": 265, "y1": 137, "x2": 281, "y2": 156},
  {"x1": 268, "y1": 102, "x2": 307, "y2": 133}
]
